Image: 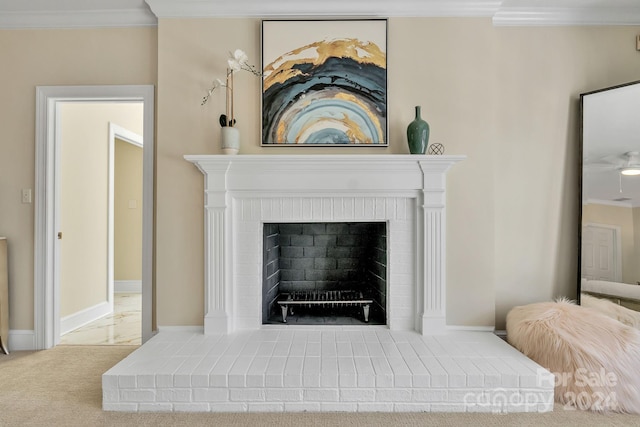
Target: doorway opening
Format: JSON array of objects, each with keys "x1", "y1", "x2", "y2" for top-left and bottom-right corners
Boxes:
[
  {"x1": 56, "y1": 107, "x2": 144, "y2": 345},
  {"x1": 34, "y1": 86, "x2": 154, "y2": 349}
]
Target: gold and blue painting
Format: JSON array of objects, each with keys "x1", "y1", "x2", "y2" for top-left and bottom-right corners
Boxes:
[{"x1": 261, "y1": 19, "x2": 388, "y2": 146}]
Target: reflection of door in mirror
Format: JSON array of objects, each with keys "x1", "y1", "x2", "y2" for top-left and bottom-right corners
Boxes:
[
  {"x1": 581, "y1": 223, "x2": 621, "y2": 282},
  {"x1": 580, "y1": 81, "x2": 640, "y2": 314}
]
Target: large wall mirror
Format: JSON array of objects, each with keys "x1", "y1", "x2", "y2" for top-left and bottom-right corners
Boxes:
[{"x1": 580, "y1": 81, "x2": 640, "y2": 312}]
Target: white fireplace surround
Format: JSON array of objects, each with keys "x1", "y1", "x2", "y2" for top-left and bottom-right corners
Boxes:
[
  {"x1": 102, "y1": 154, "x2": 553, "y2": 414},
  {"x1": 185, "y1": 154, "x2": 464, "y2": 336}
]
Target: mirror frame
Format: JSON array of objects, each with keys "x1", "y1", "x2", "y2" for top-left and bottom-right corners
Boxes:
[{"x1": 578, "y1": 79, "x2": 640, "y2": 303}]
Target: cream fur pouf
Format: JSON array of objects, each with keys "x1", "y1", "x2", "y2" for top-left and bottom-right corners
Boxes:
[
  {"x1": 580, "y1": 293, "x2": 640, "y2": 330},
  {"x1": 507, "y1": 298, "x2": 640, "y2": 414}
]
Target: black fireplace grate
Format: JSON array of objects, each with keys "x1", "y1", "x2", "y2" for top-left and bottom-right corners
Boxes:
[{"x1": 277, "y1": 290, "x2": 373, "y2": 323}]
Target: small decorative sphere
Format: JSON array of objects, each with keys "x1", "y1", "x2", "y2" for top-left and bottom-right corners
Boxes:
[{"x1": 427, "y1": 143, "x2": 445, "y2": 155}]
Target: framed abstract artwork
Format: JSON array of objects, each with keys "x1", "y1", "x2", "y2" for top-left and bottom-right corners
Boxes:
[{"x1": 261, "y1": 19, "x2": 388, "y2": 146}]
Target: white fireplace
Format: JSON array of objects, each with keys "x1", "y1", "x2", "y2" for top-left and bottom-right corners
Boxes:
[
  {"x1": 102, "y1": 154, "x2": 555, "y2": 414},
  {"x1": 184, "y1": 154, "x2": 464, "y2": 335}
]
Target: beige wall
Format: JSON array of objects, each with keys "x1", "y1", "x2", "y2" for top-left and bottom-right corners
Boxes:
[
  {"x1": 3, "y1": 19, "x2": 640, "y2": 335},
  {"x1": 156, "y1": 18, "x2": 498, "y2": 327},
  {"x1": 582, "y1": 203, "x2": 637, "y2": 284},
  {"x1": 157, "y1": 18, "x2": 640, "y2": 329},
  {"x1": 115, "y1": 138, "x2": 143, "y2": 281},
  {"x1": 0, "y1": 28, "x2": 156, "y2": 330},
  {"x1": 59, "y1": 103, "x2": 144, "y2": 318},
  {"x1": 491, "y1": 25, "x2": 640, "y2": 328}
]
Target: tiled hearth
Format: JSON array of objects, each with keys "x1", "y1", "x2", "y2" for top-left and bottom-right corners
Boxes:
[
  {"x1": 102, "y1": 155, "x2": 553, "y2": 413},
  {"x1": 103, "y1": 329, "x2": 553, "y2": 412}
]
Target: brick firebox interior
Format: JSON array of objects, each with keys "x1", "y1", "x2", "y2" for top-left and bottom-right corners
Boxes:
[{"x1": 262, "y1": 222, "x2": 387, "y2": 325}]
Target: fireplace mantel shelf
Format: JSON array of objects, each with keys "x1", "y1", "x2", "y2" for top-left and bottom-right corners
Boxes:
[
  {"x1": 184, "y1": 154, "x2": 465, "y2": 161},
  {"x1": 185, "y1": 154, "x2": 465, "y2": 194},
  {"x1": 185, "y1": 153, "x2": 464, "y2": 336},
  {"x1": 184, "y1": 154, "x2": 465, "y2": 172}
]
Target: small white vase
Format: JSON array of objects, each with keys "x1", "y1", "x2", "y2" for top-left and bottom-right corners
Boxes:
[{"x1": 221, "y1": 126, "x2": 240, "y2": 155}]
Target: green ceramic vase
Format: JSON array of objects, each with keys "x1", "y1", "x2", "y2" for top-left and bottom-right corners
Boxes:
[{"x1": 407, "y1": 106, "x2": 430, "y2": 154}]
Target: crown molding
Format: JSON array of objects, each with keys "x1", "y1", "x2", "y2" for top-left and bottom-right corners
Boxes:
[
  {"x1": 144, "y1": 0, "x2": 501, "y2": 18},
  {"x1": 1, "y1": 0, "x2": 640, "y2": 28},
  {"x1": 584, "y1": 198, "x2": 638, "y2": 208},
  {"x1": 0, "y1": 7, "x2": 157, "y2": 29},
  {"x1": 493, "y1": 6, "x2": 640, "y2": 26}
]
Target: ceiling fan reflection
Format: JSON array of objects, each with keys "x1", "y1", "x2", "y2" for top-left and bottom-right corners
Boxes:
[{"x1": 585, "y1": 151, "x2": 640, "y2": 176}]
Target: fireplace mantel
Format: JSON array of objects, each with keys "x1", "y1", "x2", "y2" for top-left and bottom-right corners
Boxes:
[{"x1": 185, "y1": 154, "x2": 464, "y2": 335}]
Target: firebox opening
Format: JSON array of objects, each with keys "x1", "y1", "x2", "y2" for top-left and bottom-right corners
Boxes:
[{"x1": 262, "y1": 222, "x2": 387, "y2": 325}]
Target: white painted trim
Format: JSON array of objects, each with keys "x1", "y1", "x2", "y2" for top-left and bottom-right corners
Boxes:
[
  {"x1": 60, "y1": 301, "x2": 112, "y2": 336},
  {"x1": 157, "y1": 325, "x2": 205, "y2": 333},
  {"x1": 115, "y1": 280, "x2": 142, "y2": 293},
  {"x1": 34, "y1": 85, "x2": 155, "y2": 350},
  {"x1": 34, "y1": 88, "x2": 56, "y2": 350},
  {"x1": 2, "y1": 1, "x2": 640, "y2": 28},
  {"x1": 145, "y1": 0, "x2": 500, "y2": 18},
  {"x1": 107, "y1": 123, "x2": 115, "y2": 322},
  {"x1": 0, "y1": 9, "x2": 157, "y2": 29},
  {"x1": 493, "y1": 6, "x2": 640, "y2": 26},
  {"x1": 110, "y1": 122, "x2": 143, "y2": 148},
  {"x1": 109, "y1": 127, "x2": 143, "y2": 296},
  {"x1": 8, "y1": 330, "x2": 36, "y2": 352},
  {"x1": 106, "y1": 123, "x2": 143, "y2": 322},
  {"x1": 584, "y1": 198, "x2": 636, "y2": 209},
  {"x1": 446, "y1": 325, "x2": 495, "y2": 332}
]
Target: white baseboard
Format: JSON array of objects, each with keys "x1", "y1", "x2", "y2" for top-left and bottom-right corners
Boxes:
[
  {"x1": 155, "y1": 326, "x2": 497, "y2": 335},
  {"x1": 157, "y1": 325, "x2": 204, "y2": 333},
  {"x1": 60, "y1": 301, "x2": 112, "y2": 336},
  {"x1": 115, "y1": 280, "x2": 142, "y2": 293},
  {"x1": 7, "y1": 330, "x2": 36, "y2": 351},
  {"x1": 446, "y1": 325, "x2": 496, "y2": 332}
]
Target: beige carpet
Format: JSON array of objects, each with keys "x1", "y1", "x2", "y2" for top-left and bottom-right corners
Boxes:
[{"x1": 1, "y1": 346, "x2": 639, "y2": 427}]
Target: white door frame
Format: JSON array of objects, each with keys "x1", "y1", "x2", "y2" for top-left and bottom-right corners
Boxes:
[
  {"x1": 34, "y1": 85, "x2": 154, "y2": 349},
  {"x1": 108, "y1": 122, "x2": 144, "y2": 296}
]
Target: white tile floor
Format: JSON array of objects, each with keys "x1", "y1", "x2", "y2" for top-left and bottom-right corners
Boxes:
[
  {"x1": 60, "y1": 293, "x2": 141, "y2": 346},
  {"x1": 102, "y1": 329, "x2": 554, "y2": 413}
]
